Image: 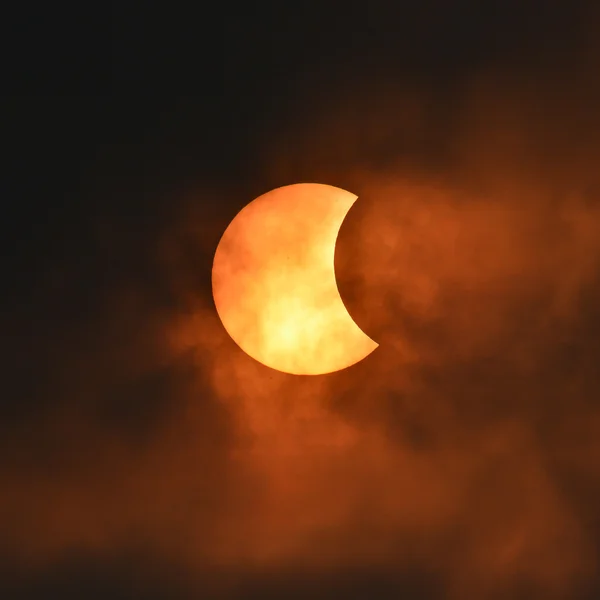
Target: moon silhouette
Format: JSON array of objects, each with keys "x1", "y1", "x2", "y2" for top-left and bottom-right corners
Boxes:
[{"x1": 211, "y1": 183, "x2": 378, "y2": 375}]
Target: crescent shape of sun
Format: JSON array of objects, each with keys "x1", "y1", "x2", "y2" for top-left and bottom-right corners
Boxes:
[{"x1": 211, "y1": 183, "x2": 378, "y2": 375}]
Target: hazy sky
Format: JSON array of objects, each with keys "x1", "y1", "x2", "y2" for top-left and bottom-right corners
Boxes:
[{"x1": 3, "y1": 2, "x2": 600, "y2": 598}]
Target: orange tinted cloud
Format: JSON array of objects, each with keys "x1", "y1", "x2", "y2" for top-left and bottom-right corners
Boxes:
[{"x1": 3, "y1": 43, "x2": 600, "y2": 600}]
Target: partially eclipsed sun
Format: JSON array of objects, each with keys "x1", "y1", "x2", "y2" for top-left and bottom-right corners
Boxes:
[{"x1": 211, "y1": 183, "x2": 378, "y2": 375}]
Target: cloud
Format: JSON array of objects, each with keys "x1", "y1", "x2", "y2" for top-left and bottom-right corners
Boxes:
[{"x1": 3, "y1": 21, "x2": 600, "y2": 600}]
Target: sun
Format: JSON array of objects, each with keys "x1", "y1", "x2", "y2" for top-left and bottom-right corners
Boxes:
[{"x1": 211, "y1": 183, "x2": 378, "y2": 375}]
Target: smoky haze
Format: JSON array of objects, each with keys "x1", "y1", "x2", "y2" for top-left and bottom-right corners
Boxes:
[{"x1": 3, "y1": 5, "x2": 600, "y2": 600}]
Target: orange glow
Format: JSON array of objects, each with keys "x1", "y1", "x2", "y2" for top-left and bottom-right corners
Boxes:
[{"x1": 211, "y1": 183, "x2": 378, "y2": 375}]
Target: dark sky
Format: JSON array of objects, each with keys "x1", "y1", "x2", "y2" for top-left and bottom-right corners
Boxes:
[{"x1": 3, "y1": 2, "x2": 600, "y2": 599}]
